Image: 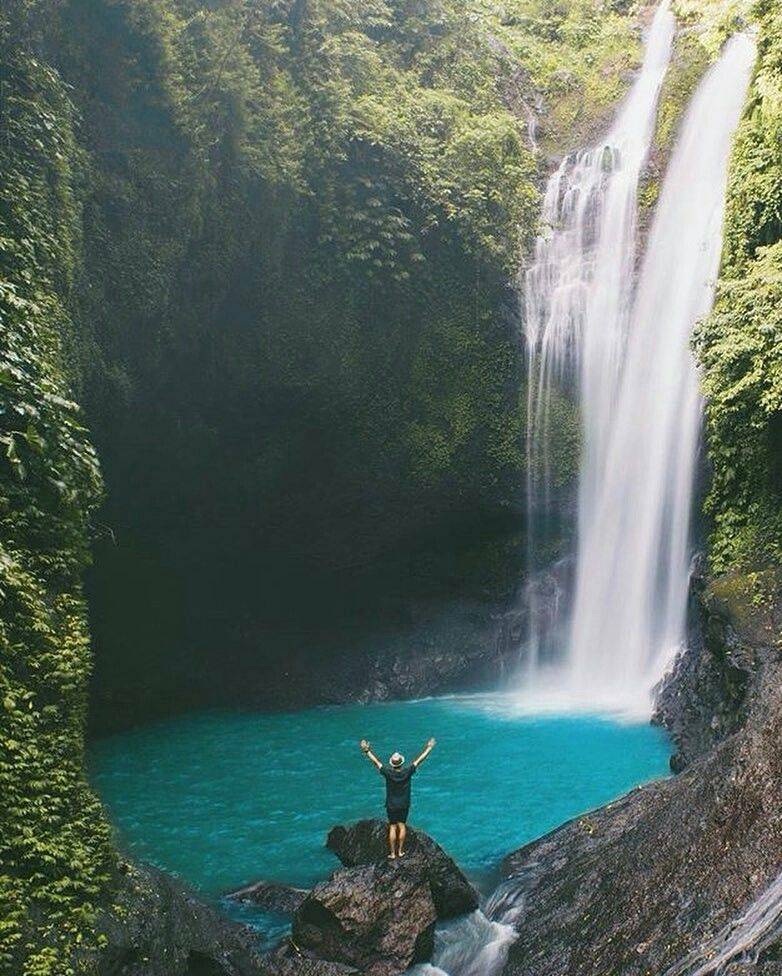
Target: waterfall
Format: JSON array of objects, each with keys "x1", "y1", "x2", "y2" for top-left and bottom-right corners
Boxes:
[
  {"x1": 410, "y1": 23, "x2": 761, "y2": 976},
  {"x1": 522, "y1": 11, "x2": 756, "y2": 713},
  {"x1": 565, "y1": 32, "x2": 756, "y2": 709},
  {"x1": 408, "y1": 882, "x2": 525, "y2": 976},
  {"x1": 522, "y1": 0, "x2": 675, "y2": 673}
]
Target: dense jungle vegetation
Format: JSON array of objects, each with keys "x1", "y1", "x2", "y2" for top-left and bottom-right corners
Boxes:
[
  {"x1": 0, "y1": 33, "x2": 115, "y2": 976},
  {"x1": 2, "y1": 0, "x2": 782, "y2": 971},
  {"x1": 696, "y1": 0, "x2": 782, "y2": 578}
]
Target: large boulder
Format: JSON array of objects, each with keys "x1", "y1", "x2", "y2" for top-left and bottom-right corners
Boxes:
[
  {"x1": 227, "y1": 880, "x2": 308, "y2": 915},
  {"x1": 326, "y1": 819, "x2": 478, "y2": 919},
  {"x1": 291, "y1": 863, "x2": 436, "y2": 976}
]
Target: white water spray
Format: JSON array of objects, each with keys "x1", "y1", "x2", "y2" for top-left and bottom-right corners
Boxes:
[
  {"x1": 408, "y1": 883, "x2": 525, "y2": 976},
  {"x1": 522, "y1": 16, "x2": 755, "y2": 714},
  {"x1": 523, "y1": 1, "x2": 675, "y2": 672},
  {"x1": 566, "y1": 31, "x2": 756, "y2": 710}
]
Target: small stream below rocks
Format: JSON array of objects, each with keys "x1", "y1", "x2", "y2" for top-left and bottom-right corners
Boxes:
[{"x1": 90, "y1": 694, "x2": 670, "y2": 971}]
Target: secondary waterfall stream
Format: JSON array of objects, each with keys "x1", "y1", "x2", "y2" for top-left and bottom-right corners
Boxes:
[
  {"x1": 566, "y1": 31, "x2": 756, "y2": 707},
  {"x1": 520, "y1": 8, "x2": 756, "y2": 716}
]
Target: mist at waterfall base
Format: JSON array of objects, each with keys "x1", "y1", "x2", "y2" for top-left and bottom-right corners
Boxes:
[
  {"x1": 89, "y1": 696, "x2": 670, "y2": 943},
  {"x1": 520, "y1": 6, "x2": 756, "y2": 716}
]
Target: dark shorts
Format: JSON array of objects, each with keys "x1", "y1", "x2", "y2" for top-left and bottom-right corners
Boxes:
[{"x1": 386, "y1": 806, "x2": 409, "y2": 824}]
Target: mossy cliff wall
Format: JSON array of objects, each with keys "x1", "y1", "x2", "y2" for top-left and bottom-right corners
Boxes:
[
  {"x1": 0, "y1": 18, "x2": 115, "y2": 974},
  {"x1": 41, "y1": 0, "x2": 639, "y2": 725},
  {"x1": 696, "y1": 0, "x2": 782, "y2": 577}
]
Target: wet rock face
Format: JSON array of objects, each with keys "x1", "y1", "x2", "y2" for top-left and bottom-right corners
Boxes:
[
  {"x1": 326, "y1": 819, "x2": 479, "y2": 919},
  {"x1": 721, "y1": 957, "x2": 782, "y2": 976},
  {"x1": 93, "y1": 865, "x2": 272, "y2": 976},
  {"x1": 653, "y1": 564, "x2": 755, "y2": 771},
  {"x1": 266, "y1": 943, "x2": 360, "y2": 975},
  {"x1": 227, "y1": 880, "x2": 308, "y2": 915},
  {"x1": 292, "y1": 863, "x2": 437, "y2": 976},
  {"x1": 303, "y1": 603, "x2": 513, "y2": 709},
  {"x1": 499, "y1": 573, "x2": 782, "y2": 976}
]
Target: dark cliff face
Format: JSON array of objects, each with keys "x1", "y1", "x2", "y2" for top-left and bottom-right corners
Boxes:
[
  {"x1": 499, "y1": 572, "x2": 782, "y2": 976},
  {"x1": 87, "y1": 513, "x2": 527, "y2": 733},
  {"x1": 42, "y1": 0, "x2": 539, "y2": 732},
  {"x1": 653, "y1": 564, "x2": 758, "y2": 772}
]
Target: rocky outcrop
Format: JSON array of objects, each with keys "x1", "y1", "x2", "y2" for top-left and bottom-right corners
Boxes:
[
  {"x1": 497, "y1": 572, "x2": 782, "y2": 976},
  {"x1": 97, "y1": 822, "x2": 478, "y2": 976},
  {"x1": 326, "y1": 819, "x2": 478, "y2": 920},
  {"x1": 92, "y1": 594, "x2": 521, "y2": 735},
  {"x1": 261, "y1": 598, "x2": 517, "y2": 713},
  {"x1": 285, "y1": 822, "x2": 479, "y2": 974},
  {"x1": 227, "y1": 880, "x2": 308, "y2": 915},
  {"x1": 653, "y1": 563, "x2": 755, "y2": 770},
  {"x1": 291, "y1": 863, "x2": 437, "y2": 976},
  {"x1": 92, "y1": 865, "x2": 272, "y2": 976}
]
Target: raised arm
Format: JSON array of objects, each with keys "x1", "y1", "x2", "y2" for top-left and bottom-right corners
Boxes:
[
  {"x1": 360, "y1": 739, "x2": 383, "y2": 771},
  {"x1": 413, "y1": 737, "x2": 436, "y2": 768}
]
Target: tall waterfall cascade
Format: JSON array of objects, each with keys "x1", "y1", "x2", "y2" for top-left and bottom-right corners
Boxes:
[
  {"x1": 521, "y1": 8, "x2": 756, "y2": 714},
  {"x1": 522, "y1": 0, "x2": 675, "y2": 675}
]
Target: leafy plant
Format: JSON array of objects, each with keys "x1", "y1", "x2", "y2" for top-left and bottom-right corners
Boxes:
[{"x1": 696, "y1": 0, "x2": 782, "y2": 575}]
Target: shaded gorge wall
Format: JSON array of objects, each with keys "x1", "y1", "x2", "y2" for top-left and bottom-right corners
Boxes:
[{"x1": 46, "y1": 0, "x2": 635, "y2": 730}]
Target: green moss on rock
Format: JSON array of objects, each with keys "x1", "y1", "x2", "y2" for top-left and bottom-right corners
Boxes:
[
  {"x1": 695, "y1": 0, "x2": 782, "y2": 576},
  {"x1": 0, "y1": 47, "x2": 115, "y2": 976}
]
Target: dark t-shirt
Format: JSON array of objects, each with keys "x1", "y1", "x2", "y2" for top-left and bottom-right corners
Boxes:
[{"x1": 381, "y1": 764, "x2": 416, "y2": 811}]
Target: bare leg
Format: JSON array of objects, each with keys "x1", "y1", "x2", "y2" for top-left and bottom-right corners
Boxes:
[
  {"x1": 388, "y1": 823, "x2": 397, "y2": 859},
  {"x1": 398, "y1": 823, "x2": 407, "y2": 857}
]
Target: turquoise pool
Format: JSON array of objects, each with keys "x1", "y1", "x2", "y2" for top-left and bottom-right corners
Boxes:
[{"x1": 89, "y1": 694, "x2": 671, "y2": 935}]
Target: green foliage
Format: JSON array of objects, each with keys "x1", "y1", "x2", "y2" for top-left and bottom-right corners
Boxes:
[
  {"x1": 673, "y1": 0, "x2": 752, "y2": 57},
  {"x1": 696, "y1": 0, "x2": 782, "y2": 573},
  {"x1": 697, "y1": 242, "x2": 782, "y2": 572},
  {"x1": 477, "y1": 0, "x2": 642, "y2": 154},
  {"x1": 53, "y1": 0, "x2": 636, "y2": 526},
  {"x1": 0, "y1": 50, "x2": 115, "y2": 976},
  {"x1": 44, "y1": 0, "x2": 630, "y2": 632}
]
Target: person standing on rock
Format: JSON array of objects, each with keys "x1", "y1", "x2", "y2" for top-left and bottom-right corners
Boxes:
[{"x1": 359, "y1": 737, "x2": 436, "y2": 859}]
